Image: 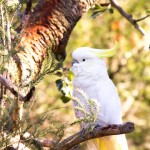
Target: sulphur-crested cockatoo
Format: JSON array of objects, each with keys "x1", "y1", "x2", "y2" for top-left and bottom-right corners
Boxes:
[{"x1": 71, "y1": 42, "x2": 128, "y2": 150}]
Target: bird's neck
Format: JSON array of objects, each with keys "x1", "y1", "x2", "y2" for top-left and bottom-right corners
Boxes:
[
  {"x1": 72, "y1": 60, "x2": 110, "y2": 87},
  {"x1": 73, "y1": 71, "x2": 110, "y2": 88}
]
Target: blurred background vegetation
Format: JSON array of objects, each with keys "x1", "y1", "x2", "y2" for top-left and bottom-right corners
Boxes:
[{"x1": 1, "y1": 0, "x2": 149, "y2": 149}]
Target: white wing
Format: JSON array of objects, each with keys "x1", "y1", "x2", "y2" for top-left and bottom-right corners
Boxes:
[
  {"x1": 95, "y1": 78, "x2": 122, "y2": 125},
  {"x1": 72, "y1": 77, "x2": 122, "y2": 126}
]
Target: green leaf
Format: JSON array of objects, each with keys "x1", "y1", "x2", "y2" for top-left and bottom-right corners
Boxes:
[
  {"x1": 61, "y1": 85, "x2": 72, "y2": 97},
  {"x1": 92, "y1": 4, "x2": 104, "y2": 11},
  {"x1": 109, "y1": 8, "x2": 114, "y2": 14},
  {"x1": 61, "y1": 95, "x2": 71, "y2": 103},
  {"x1": 55, "y1": 70, "x2": 63, "y2": 77},
  {"x1": 145, "y1": 9, "x2": 150, "y2": 14},
  {"x1": 68, "y1": 70, "x2": 74, "y2": 81},
  {"x1": 55, "y1": 68, "x2": 73, "y2": 103},
  {"x1": 55, "y1": 79, "x2": 63, "y2": 91},
  {"x1": 91, "y1": 9, "x2": 107, "y2": 19}
]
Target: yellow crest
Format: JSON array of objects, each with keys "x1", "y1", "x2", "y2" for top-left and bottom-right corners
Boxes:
[{"x1": 91, "y1": 41, "x2": 118, "y2": 58}]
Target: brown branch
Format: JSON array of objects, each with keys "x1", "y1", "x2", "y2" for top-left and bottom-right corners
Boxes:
[
  {"x1": 36, "y1": 139, "x2": 53, "y2": 148},
  {"x1": 109, "y1": 0, "x2": 146, "y2": 36},
  {"x1": 0, "y1": 74, "x2": 35, "y2": 102},
  {"x1": 37, "y1": 122, "x2": 134, "y2": 150},
  {"x1": 100, "y1": 3, "x2": 110, "y2": 7},
  {"x1": 134, "y1": 14, "x2": 150, "y2": 22}
]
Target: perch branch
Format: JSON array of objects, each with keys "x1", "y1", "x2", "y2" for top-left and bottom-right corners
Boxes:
[
  {"x1": 37, "y1": 122, "x2": 134, "y2": 150},
  {"x1": 109, "y1": 0, "x2": 147, "y2": 36},
  {"x1": 0, "y1": 74, "x2": 35, "y2": 102},
  {"x1": 36, "y1": 139, "x2": 53, "y2": 148}
]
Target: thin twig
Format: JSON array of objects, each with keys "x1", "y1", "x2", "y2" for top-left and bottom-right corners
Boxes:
[
  {"x1": 0, "y1": 74, "x2": 35, "y2": 102},
  {"x1": 0, "y1": 74, "x2": 23, "y2": 99},
  {"x1": 36, "y1": 122, "x2": 134, "y2": 150},
  {"x1": 134, "y1": 14, "x2": 150, "y2": 22},
  {"x1": 100, "y1": 3, "x2": 110, "y2": 7},
  {"x1": 109, "y1": 0, "x2": 147, "y2": 36}
]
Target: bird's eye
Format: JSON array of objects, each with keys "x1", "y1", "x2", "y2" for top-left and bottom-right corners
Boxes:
[{"x1": 82, "y1": 59, "x2": 85, "y2": 61}]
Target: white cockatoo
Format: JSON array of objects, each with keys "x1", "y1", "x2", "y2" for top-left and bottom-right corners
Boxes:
[{"x1": 71, "y1": 42, "x2": 128, "y2": 150}]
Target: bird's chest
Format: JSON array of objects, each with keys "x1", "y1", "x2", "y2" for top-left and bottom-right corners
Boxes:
[
  {"x1": 72, "y1": 78, "x2": 110, "y2": 112},
  {"x1": 73, "y1": 75, "x2": 100, "y2": 89},
  {"x1": 73, "y1": 79, "x2": 100, "y2": 103}
]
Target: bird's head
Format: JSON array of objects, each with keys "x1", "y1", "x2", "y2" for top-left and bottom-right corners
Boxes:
[{"x1": 71, "y1": 42, "x2": 118, "y2": 77}]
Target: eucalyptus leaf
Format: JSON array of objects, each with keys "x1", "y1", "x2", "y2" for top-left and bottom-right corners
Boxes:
[
  {"x1": 68, "y1": 70, "x2": 74, "y2": 81},
  {"x1": 91, "y1": 10, "x2": 106, "y2": 19},
  {"x1": 92, "y1": 4, "x2": 104, "y2": 11},
  {"x1": 55, "y1": 70, "x2": 63, "y2": 77},
  {"x1": 145, "y1": 9, "x2": 150, "y2": 14},
  {"x1": 109, "y1": 8, "x2": 114, "y2": 14},
  {"x1": 55, "y1": 79, "x2": 63, "y2": 91},
  {"x1": 61, "y1": 95, "x2": 71, "y2": 103}
]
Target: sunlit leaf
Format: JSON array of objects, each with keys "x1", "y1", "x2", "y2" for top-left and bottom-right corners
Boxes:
[
  {"x1": 145, "y1": 9, "x2": 150, "y2": 14},
  {"x1": 68, "y1": 70, "x2": 74, "y2": 81},
  {"x1": 91, "y1": 10, "x2": 106, "y2": 19},
  {"x1": 92, "y1": 4, "x2": 104, "y2": 11}
]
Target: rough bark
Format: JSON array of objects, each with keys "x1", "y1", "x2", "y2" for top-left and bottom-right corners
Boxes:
[
  {"x1": 12, "y1": 0, "x2": 97, "y2": 86},
  {"x1": 0, "y1": 0, "x2": 97, "y2": 136}
]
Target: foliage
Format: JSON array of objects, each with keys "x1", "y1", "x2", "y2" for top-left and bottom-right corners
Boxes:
[
  {"x1": 0, "y1": 90, "x2": 98, "y2": 149},
  {"x1": 55, "y1": 68, "x2": 74, "y2": 103},
  {"x1": 0, "y1": 1, "x2": 71, "y2": 149},
  {"x1": 90, "y1": 4, "x2": 114, "y2": 19},
  {"x1": 0, "y1": 2, "x2": 98, "y2": 147},
  {"x1": 71, "y1": 89, "x2": 100, "y2": 129}
]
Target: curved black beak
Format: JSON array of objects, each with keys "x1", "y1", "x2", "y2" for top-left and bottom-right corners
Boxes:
[{"x1": 72, "y1": 59, "x2": 78, "y2": 66}]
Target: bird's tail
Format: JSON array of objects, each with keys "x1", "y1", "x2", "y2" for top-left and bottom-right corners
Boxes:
[{"x1": 87, "y1": 135, "x2": 128, "y2": 150}]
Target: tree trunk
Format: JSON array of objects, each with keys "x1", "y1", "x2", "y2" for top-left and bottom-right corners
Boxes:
[
  {"x1": 0, "y1": 0, "x2": 97, "y2": 143},
  {"x1": 11, "y1": 0, "x2": 97, "y2": 86}
]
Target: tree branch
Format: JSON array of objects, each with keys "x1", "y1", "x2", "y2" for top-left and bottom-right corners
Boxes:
[
  {"x1": 100, "y1": 3, "x2": 110, "y2": 7},
  {"x1": 37, "y1": 122, "x2": 134, "y2": 150},
  {"x1": 134, "y1": 14, "x2": 150, "y2": 22},
  {"x1": 0, "y1": 74, "x2": 35, "y2": 102},
  {"x1": 109, "y1": 0, "x2": 147, "y2": 36}
]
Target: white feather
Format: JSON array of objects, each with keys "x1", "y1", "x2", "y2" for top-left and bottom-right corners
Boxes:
[
  {"x1": 71, "y1": 47, "x2": 122, "y2": 126},
  {"x1": 71, "y1": 47, "x2": 128, "y2": 150}
]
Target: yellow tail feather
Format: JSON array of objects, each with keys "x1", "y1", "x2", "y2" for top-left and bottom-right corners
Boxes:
[{"x1": 87, "y1": 135, "x2": 128, "y2": 150}]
